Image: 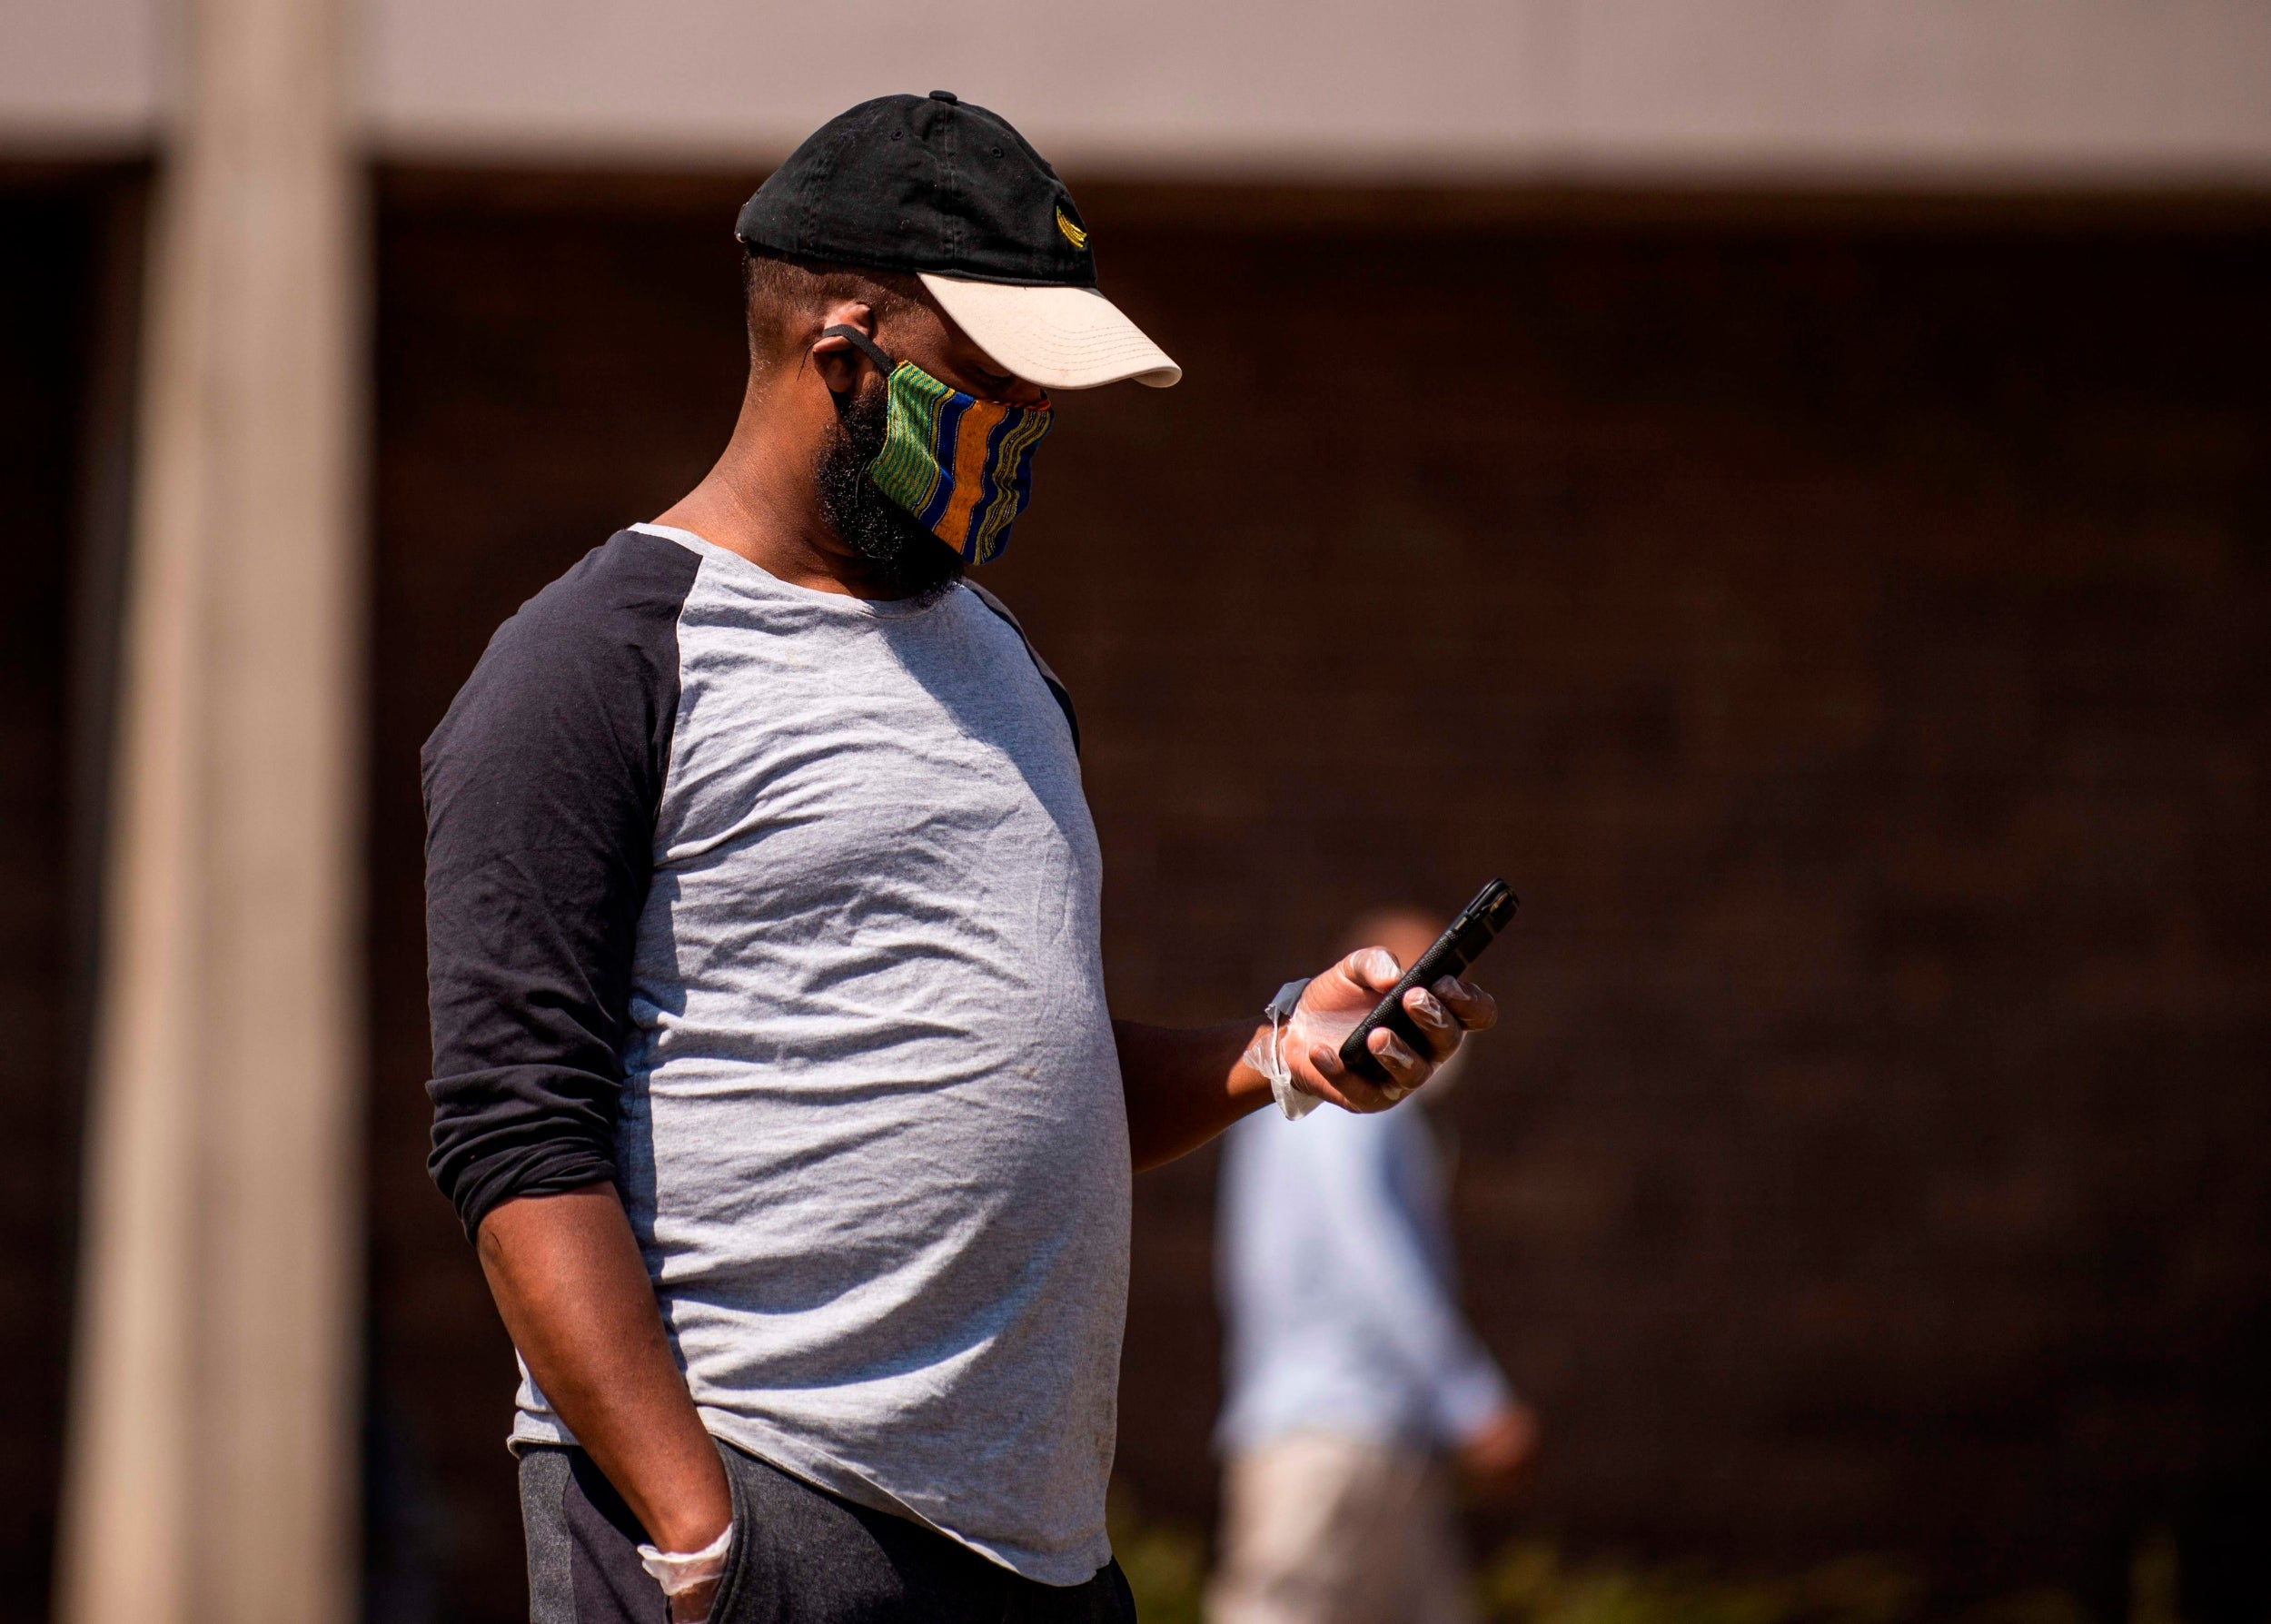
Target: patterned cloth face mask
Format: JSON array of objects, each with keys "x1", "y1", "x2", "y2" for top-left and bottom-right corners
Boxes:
[{"x1": 821, "y1": 325, "x2": 1053, "y2": 567}]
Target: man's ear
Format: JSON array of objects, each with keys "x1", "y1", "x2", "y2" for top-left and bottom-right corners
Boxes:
[
  {"x1": 807, "y1": 303, "x2": 876, "y2": 398},
  {"x1": 808, "y1": 332, "x2": 860, "y2": 398}
]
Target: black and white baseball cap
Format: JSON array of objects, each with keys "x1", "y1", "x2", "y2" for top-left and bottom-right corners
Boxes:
[{"x1": 736, "y1": 92, "x2": 1180, "y2": 391}]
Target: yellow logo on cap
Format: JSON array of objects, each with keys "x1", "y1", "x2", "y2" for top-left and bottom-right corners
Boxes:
[{"x1": 1055, "y1": 207, "x2": 1088, "y2": 250}]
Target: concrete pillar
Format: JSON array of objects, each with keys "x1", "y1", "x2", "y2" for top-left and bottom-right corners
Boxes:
[{"x1": 55, "y1": 0, "x2": 364, "y2": 1617}]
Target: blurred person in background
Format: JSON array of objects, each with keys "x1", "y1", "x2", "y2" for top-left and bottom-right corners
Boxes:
[
  {"x1": 1208, "y1": 908, "x2": 1539, "y2": 1624},
  {"x1": 422, "y1": 95, "x2": 1498, "y2": 1624}
]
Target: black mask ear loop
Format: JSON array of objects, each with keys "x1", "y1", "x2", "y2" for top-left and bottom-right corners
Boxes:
[{"x1": 819, "y1": 324, "x2": 897, "y2": 386}]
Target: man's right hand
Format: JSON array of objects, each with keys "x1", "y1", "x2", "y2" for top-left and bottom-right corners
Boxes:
[
  {"x1": 669, "y1": 1572, "x2": 723, "y2": 1624},
  {"x1": 476, "y1": 1185, "x2": 733, "y2": 1589}
]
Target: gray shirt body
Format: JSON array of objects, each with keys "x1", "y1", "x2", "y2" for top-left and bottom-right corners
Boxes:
[{"x1": 492, "y1": 525, "x2": 1129, "y2": 1582}]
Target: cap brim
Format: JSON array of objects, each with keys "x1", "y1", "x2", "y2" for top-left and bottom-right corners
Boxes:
[{"x1": 918, "y1": 274, "x2": 1181, "y2": 391}]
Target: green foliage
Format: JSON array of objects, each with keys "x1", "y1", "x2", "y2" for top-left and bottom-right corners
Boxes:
[
  {"x1": 1100, "y1": 1494, "x2": 2183, "y2": 1624},
  {"x1": 1480, "y1": 1541, "x2": 1921, "y2": 1624},
  {"x1": 1106, "y1": 1484, "x2": 1207, "y2": 1624},
  {"x1": 1482, "y1": 1534, "x2": 2192, "y2": 1624},
  {"x1": 2128, "y1": 1531, "x2": 2181, "y2": 1624},
  {"x1": 1948, "y1": 1589, "x2": 2093, "y2": 1624}
]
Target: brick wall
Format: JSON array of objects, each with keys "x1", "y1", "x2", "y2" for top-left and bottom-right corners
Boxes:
[{"x1": 366, "y1": 175, "x2": 2271, "y2": 1619}]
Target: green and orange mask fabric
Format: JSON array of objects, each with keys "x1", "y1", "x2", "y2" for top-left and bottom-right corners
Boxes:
[{"x1": 822, "y1": 325, "x2": 1053, "y2": 566}]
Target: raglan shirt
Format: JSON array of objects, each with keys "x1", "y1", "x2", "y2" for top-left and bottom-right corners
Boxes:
[{"x1": 423, "y1": 524, "x2": 1129, "y2": 1585}]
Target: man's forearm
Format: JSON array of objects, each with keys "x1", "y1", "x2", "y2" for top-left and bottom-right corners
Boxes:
[
  {"x1": 476, "y1": 1184, "x2": 731, "y2": 1553},
  {"x1": 1114, "y1": 1018, "x2": 1274, "y2": 1170},
  {"x1": 1113, "y1": 950, "x2": 1501, "y2": 1169}
]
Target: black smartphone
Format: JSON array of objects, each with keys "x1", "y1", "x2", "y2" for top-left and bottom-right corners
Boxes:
[{"x1": 1335, "y1": 879, "x2": 1518, "y2": 1084}]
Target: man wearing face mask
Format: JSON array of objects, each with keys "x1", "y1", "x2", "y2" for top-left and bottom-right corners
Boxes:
[{"x1": 422, "y1": 94, "x2": 1500, "y2": 1624}]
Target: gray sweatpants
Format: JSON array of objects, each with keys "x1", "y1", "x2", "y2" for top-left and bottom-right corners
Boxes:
[{"x1": 518, "y1": 1442, "x2": 1136, "y2": 1624}]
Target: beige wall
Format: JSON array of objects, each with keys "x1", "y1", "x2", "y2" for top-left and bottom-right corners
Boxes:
[
  {"x1": 362, "y1": 0, "x2": 2271, "y2": 179},
  {"x1": 0, "y1": 0, "x2": 159, "y2": 150},
  {"x1": 6, "y1": 0, "x2": 2271, "y2": 179}
]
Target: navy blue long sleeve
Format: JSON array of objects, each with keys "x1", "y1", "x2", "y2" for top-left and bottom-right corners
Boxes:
[{"x1": 421, "y1": 531, "x2": 699, "y2": 1240}]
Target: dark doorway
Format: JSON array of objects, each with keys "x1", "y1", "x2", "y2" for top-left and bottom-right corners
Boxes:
[{"x1": 0, "y1": 163, "x2": 144, "y2": 1624}]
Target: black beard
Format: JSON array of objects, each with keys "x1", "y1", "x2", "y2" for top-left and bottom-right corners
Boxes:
[{"x1": 815, "y1": 381, "x2": 966, "y2": 605}]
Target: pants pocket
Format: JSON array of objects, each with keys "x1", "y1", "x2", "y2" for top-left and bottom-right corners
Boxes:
[{"x1": 700, "y1": 1440, "x2": 765, "y2": 1624}]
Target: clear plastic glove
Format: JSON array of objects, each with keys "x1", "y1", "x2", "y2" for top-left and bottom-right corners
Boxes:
[
  {"x1": 638, "y1": 1523, "x2": 732, "y2": 1623},
  {"x1": 1245, "y1": 946, "x2": 1497, "y2": 1118}
]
